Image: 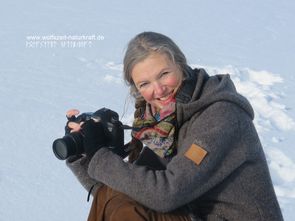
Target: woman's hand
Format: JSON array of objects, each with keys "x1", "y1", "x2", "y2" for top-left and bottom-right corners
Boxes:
[
  {"x1": 65, "y1": 108, "x2": 107, "y2": 157},
  {"x1": 66, "y1": 109, "x2": 84, "y2": 133}
]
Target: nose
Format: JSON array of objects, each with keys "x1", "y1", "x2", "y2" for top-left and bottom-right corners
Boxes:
[{"x1": 153, "y1": 81, "x2": 165, "y2": 97}]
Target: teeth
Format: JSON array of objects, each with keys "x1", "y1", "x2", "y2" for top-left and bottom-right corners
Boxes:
[{"x1": 159, "y1": 92, "x2": 172, "y2": 100}]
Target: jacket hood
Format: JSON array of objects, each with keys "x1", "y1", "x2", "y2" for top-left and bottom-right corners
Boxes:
[{"x1": 175, "y1": 66, "x2": 254, "y2": 126}]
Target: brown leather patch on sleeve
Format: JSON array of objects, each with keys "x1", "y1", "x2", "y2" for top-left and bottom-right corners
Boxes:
[{"x1": 184, "y1": 143, "x2": 208, "y2": 165}]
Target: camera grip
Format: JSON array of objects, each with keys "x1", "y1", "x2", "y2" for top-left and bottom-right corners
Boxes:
[
  {"x1": 107, "y1": 120, "x2": 126, "y2": 157},
  {"x1": 81, "y1": 120, "x2": 108, "y2": 157}
]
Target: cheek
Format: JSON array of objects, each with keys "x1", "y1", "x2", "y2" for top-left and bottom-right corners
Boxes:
[
  {"x1": 166, "y1": 75, "x2": 181, "y2": 88},
  {"x1": 140, "y1": 90, "x2": 153, "y2": 102}
]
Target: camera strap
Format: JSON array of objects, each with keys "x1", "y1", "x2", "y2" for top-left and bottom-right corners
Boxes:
[{"x1": 87, "y1": 182, "x2": 100, "y2": 202}]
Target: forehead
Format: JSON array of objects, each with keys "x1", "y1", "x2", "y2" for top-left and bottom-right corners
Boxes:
[{"x1": 131, "y1": 53, "x2": 174, "y2": 80}]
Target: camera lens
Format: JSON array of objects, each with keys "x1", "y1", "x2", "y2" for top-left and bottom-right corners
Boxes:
[
  {"x1": 53, "y1": 139, "x2": 70, "y2": 160},
  {"x1": 52, "y1": 132, "x2": 84, "y2": 160}
]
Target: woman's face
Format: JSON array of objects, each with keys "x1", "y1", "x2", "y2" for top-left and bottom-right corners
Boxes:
[{"x1": 131, "y1": 53, "x2": 183, "y2": 110}]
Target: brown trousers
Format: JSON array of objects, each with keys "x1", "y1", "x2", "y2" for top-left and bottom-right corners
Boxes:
[{"x1": 87, "y1": 185, "x2": 191, "y2": 221}]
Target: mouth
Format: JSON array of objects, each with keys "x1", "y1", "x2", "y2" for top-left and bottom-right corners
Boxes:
[{"x1": 156, "y1": 91, "x2": 175, "y2": 104}]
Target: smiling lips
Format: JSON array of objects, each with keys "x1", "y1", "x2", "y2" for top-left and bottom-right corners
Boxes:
[{"x1": 156, "y1": 90, "x2": 175, "y2": 105}]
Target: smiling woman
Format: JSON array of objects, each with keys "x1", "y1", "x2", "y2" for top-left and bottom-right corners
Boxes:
[{"x1": 65, "y1": 32, "x2": 284, "y2": 221}]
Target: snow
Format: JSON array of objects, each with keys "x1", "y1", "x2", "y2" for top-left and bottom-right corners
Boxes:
[{"x1": 1, "y1": 0, "x2": 294, "y2": 220}]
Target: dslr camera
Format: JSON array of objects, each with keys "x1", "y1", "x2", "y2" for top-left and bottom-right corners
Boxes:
[{"x1": 52, "y1": 108, "x2": 127, "y2": 160}]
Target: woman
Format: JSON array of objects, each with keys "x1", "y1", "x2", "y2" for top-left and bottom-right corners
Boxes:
[{"x1": 66, "y1": 32, "x2": 283, "y2": 221}]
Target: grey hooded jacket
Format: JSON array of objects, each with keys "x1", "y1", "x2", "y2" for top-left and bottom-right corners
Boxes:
[{"x1": 67, "y1": 67, "x2": 283, "y2": 221}]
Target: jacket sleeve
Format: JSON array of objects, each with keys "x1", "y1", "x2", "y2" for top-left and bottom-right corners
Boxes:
[
  {"x1": 66, "y1": 155, "x2": 103, "y2": 195},
  {"x1": 87, "y1": 102, "x2": 256, "y2": 212}
]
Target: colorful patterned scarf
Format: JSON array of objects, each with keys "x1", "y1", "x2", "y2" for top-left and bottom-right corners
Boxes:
[{"x1": 131, "y1": 99, "x2": 177, "y2": 158}]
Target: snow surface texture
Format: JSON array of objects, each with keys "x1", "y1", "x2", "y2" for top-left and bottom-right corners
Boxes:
[{"x1": 1, "y1": 0, "x2": 294, "y2": 220}]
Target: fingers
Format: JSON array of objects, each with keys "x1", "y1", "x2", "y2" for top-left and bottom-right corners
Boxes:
[
  {"x1": 68, "y1": 121, "x2": 84, "y2": 132},
  {"x1": 66, "y1": 109, "x2": 82, "y2": 132}
]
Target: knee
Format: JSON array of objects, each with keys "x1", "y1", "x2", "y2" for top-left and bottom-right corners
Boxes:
[{"x1": 106, "y1": 195, "x2": 149, "y2": 221}]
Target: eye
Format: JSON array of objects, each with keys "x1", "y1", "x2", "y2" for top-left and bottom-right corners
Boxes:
[
  {"x1": 160, "y1": 71, "x2": 170, "y2": 78},
  {"x1": 138, "y1": 82, "x2": 149, "y2": 89}
]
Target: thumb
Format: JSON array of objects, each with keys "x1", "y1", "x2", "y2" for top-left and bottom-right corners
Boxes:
[{"x1": 66, "y1": 109, "x2": 80, "y2": 118}]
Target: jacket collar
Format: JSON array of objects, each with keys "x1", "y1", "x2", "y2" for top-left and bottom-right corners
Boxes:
[{"x1": 175, "y1": 65, "x2": 197, "y2": 104}]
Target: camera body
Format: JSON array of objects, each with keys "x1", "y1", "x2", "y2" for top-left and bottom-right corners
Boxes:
[{"x1": 52, "y1": 108, "x2": 125, "y2": 160}]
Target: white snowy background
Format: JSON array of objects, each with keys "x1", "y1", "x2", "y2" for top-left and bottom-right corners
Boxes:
[{"x1": 1, "y1": 0, "x2": 294, "y2": 220}]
